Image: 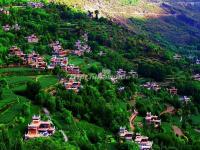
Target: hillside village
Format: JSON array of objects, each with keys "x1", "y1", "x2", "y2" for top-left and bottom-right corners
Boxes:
[{"x1": 0, "y1": 1, "x2": 200, "y2": 150}]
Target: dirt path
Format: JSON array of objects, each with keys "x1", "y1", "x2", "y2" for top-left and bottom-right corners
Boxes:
[
  {"x1": 173, "y1": 125, "x2": 184, "y2": 136},
  {"x1": 160, "y1": 106, "x2": 175, "y2": 116},
  {"x1": 129, "y1": 110, "x2": 138, "y2": 131},
  {"x1": 42, "y1": 107, "x2": 68, "y2": 142},
  {"x1": 59, "y1": 130, "x2": 68, "y2": 142}
]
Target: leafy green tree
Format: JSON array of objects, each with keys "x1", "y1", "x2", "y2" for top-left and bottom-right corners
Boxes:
[
  {"x1": 94, "y1": 10, "x2": 99, "y2": 19},
  {"x1": 0, "y1": 128, "x2": 11, "y2": 150},
  {"x1": 88, "y1": 64, "x2": 102, "y2": 74},
  {"x1": 138, "y1": 62, "x2": 170, "y2": 81},
  {"x1": 21, "y1": 103, "x2": 30, "y2": 116},
  {"x1": 24, "y1": 138, "x2": 68, "y2": 150},
  {"x1": 26, "y1": 81, "x2": 41, "y2": 101},
  {"x1": 0, "y1": 87, "x2": 3, "y2": 100},
  {"x1": 0, "y1": 79, "x2": 7, "y2": 87},
  {"x1": 61, "y1": 109, "x2": 74, "y2": 124}
]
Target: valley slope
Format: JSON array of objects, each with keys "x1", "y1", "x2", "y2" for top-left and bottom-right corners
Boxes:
[{"x1": 55, "y1": 0, "x2": 200, "y2": 51}]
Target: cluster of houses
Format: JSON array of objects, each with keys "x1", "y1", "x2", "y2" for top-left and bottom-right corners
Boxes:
[
  {"x1": 27, "y1": 51, "x2": 47, "y2": 69},
  {"x1": 48, "y1": 41, "x2": 82, "y2": 92},
  {"x1": 50, "y1": 41, "x2": 69, "y2": 57},
  {"x1": 2, "y1": 24, "x2": 20, "y2": 32},
  {"x1": 72, "y1": 33, "x2": 91, "y2": 56},
  {"x1": 97, "y1": 68, "x2": 138, "y2": 83},
  {"x1": 0, "y1": 8, "x2": 10, "y2": 15},
  {"x1": 9, "y1": 46, "x2": 26, "y2": 63},
  {"x1": 9, "y1": 46, "x2": 47, "y2": 69},
  {"x1": 142, "y1": 82, "x2": 161, "y2": 91},
  {"x1": 111, "y1": 69, "x2": 138, "y2": 83},
  {"x1": 2, "y1": 24, "x2": 37, "y2": 42},
  {"x1": 48, "y1": 41, "x2": 82, "y2": 91},
  {"x1": 141, "y1": 82, "x2": 190, "y2": 103},
  {"x1": 5, "y1": 29, "x2": 87, "y2": 75},
  {"x1": 25, "y1": 115, "x2": 55, "y2": 140},
  {"x1": 59, "y1": 78, "x2": 81, "y2": 93},
  {"x1": 48, "y1": 41, "x2": 68, "y2": 68},
  {"x1": 118, "y1": 111, "x2": 161, "y2": 149},
  {"x1": 167, "y1": 86, "x2": 190, "y2": 104},
  {"x1": 145, "y1": 112, "x2": 161, "y2": 128},
  {"x1": 9, "y1": 40, "x2": 82, "y2": 91},
  {"x1": 118, "y1": 127, "x2": 153, "y2": 150},
  {"x1": 116, "y1": 69, "x2": 138, "y2": 79},
  {"x1": 27, "y1": 2, "x2": 44, "y2": 8},
  {"x1": 118, "y1": 110, "x2": 161, "y2": 149},
  {"x1": 49, "y1": 58, "x2": 81, "y2": 75},
  {"x1": 48, "y1": 56, "x2": 68, "y2": 70},
  {"x1": 48, "y1": 41, "x2": 81, "y2": 75},
  {"x1": 98, "y1": 68, "x2": 138, "y2": 82},
  {"x1": 141, "y1": 82, "x2": 191, "y2": 103}
]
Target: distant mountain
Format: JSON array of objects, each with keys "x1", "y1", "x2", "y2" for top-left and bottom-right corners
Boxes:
[
  {"x1": 146, "y1": 0, "x2": 200, "y2": 50},
  {"x1": 53, "y1": 0, "x2": 200, "y2": 51}
]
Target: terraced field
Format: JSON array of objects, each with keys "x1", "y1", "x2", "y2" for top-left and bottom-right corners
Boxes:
[{"x1": 0, "y1": 67, "x2": 53, "y2": 134}]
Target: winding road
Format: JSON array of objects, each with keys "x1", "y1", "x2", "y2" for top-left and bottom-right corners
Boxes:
[
  {"x1": 160, "y1": 106, "x2": 175, "y2": 116},
  {"x1": 59, "y1": 130, "x2": 68, "y2": 142},
  {"x1": 129, "y1": 110, "x2": 138, "y2": 131},
  {"x1": 42, "y1": 107, "x2": 68, "y2": 142}
]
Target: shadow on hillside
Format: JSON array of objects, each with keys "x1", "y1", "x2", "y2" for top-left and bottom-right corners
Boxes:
[{"x1": 128, "y1": 14, "x2": 200, "y2": 50}]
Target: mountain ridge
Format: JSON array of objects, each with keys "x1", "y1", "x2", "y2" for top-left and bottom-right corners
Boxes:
[{"x1": 51, "y1": 0, "x2": 200, "y2": 51}]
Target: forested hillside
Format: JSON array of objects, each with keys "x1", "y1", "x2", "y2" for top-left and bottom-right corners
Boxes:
[
  {"x1": 0, "y1": 0, "x2": 200, "y2": 150},
  {"x1": 50, "y1": 0, "x2": 200, "y2": 52}
]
